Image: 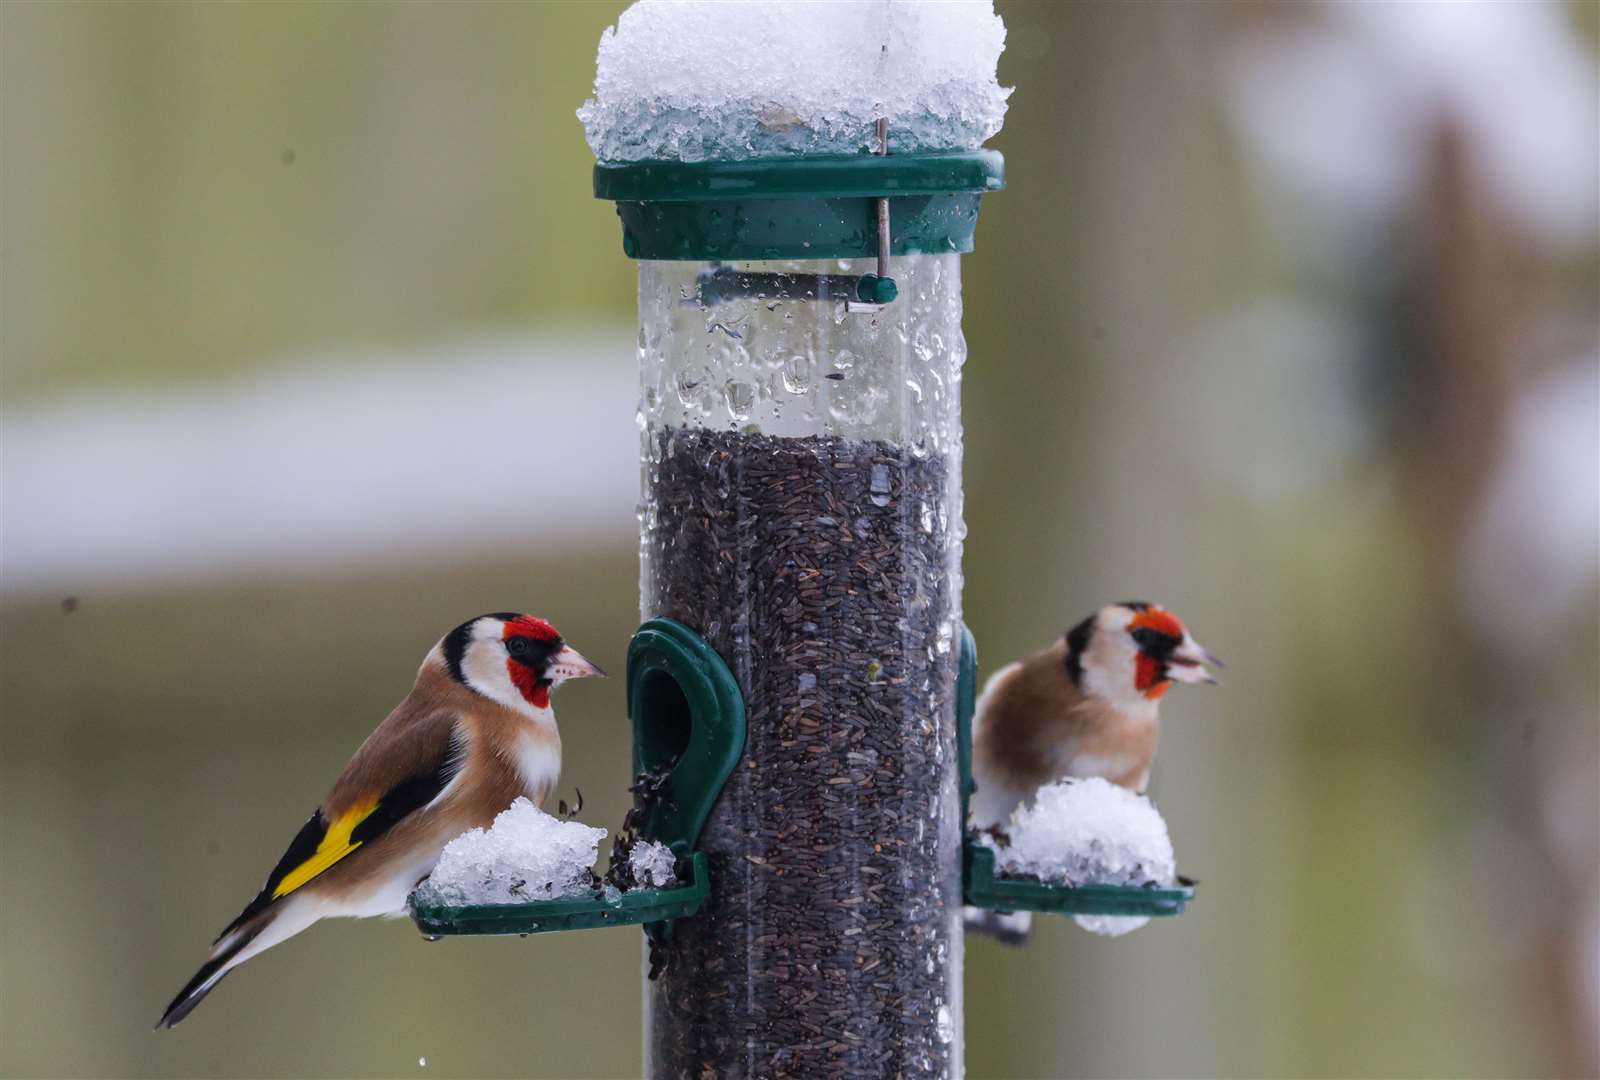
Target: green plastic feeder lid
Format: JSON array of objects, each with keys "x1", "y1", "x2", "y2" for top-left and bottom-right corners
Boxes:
[{"x1": 594, "y1": 149, "x2": 1004, "y2": 261}]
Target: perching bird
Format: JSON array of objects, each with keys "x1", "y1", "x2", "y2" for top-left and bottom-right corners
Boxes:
[
  {"x1": 157, "y1": 613, "x2": 603, "y2": 1028},
  {"x1": 966, "y1": 602, "x2": 1219, "y2": 941}
]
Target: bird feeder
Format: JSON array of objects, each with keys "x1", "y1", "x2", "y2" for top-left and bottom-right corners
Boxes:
[
  {"x1": 408, "y1": 12, "x2": 1190, "y2": 1075},
  {"x1": 594, "y1": 137, "x2": 1000, "y2": 1077},
  {"x1": 596, "y1": 124, "x2": 1192, "y2": 1080}
]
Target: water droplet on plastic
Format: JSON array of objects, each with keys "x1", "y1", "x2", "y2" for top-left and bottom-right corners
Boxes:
[
  {"x1": 674, "y1": 369, "x2": 705, "y2": 409},
  {"x1": 936, "y1": 1005, "x2": 954, "y2": 1044},
  {"x1": 723, "y1": 379, "x2": 755, "y2": 422},
  {"x1": 782, "y1": 353, "x2": 813, "y2": 394}
]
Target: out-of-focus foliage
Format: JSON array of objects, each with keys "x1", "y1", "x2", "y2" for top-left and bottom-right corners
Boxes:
[
  {"x1": 2, "y1": 3, "x2": 1595, "y2": 1078},
  {"x1": 1, "y1": 1, "x2": 633, "y2": 399}
]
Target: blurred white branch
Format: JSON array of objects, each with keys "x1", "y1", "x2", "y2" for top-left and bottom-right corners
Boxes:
[{"x1": 1, "y1": 329, "x2": 638, "y2": 594}]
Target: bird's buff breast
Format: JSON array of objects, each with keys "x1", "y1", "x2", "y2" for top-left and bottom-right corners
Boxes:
[{"x1": 506, "y1": 725, "x2": 560, "y2": 803}]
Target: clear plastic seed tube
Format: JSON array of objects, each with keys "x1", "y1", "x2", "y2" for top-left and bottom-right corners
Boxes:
[{"x1": 638, "y1": 254, "x2": 966, "y2": 1078}]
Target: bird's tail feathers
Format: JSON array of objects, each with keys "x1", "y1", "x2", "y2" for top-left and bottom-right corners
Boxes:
[
  {"x1": 156, "y1": 921, "x2": 261, "y2": 1029},
  {"x1": 156, "y1": 897, "x2": 319, "y2": 1029}
]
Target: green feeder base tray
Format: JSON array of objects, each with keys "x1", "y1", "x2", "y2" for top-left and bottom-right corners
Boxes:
[
  {"x1": 963, "y1": 842, "x2": 1195, "y2": 918},
  {"x1": 409, "y1": 851, "x2": 711, "y2": 938}
]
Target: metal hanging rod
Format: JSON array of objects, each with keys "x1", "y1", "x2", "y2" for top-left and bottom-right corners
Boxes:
[{"x1": 692, "y1": 118, "x2": 899, "y2": 314}]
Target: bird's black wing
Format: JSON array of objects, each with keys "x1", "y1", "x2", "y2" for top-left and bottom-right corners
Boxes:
[{"x1": 213, "y1": 726, "x2": 462, "y2": 943}]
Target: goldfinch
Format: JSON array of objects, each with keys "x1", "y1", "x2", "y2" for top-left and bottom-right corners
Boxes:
[
  {"x1": 966, "y1": 602, "x2": 1218, "y2": 941},
  {"x1": 156, "y1": 612, "x2": 604, "y2": 1028},
  {"x1": 971, "y1": 602, "x2": 1219, "y2": 829}
]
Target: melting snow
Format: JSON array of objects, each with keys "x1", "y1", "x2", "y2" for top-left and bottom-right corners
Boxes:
[
  {"x1": 987, "y1": 777, "x2": 1177, "y2": 937},
  {"x1": 629, "y1": 840, "x2": 680, "y2": 889},
  {"x1": 579, "y1": 0, "x2": 1010, "y2": 162},
  {"x1": 415, "y1": 798, "x2": 606, "y2": 906}
]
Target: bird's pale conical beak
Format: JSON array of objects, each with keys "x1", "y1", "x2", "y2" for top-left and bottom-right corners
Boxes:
[
  {"x1": 1167, "y1": 636, "x2": 1222, "y2": 685},
  {"x1": 549, "y1": 645, "x2": 607, "y2": 682}
]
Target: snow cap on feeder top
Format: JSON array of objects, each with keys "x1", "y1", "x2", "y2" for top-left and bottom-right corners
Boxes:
[{"x1": 579, "y1": 0, "x2": 1011, "y2": 163}]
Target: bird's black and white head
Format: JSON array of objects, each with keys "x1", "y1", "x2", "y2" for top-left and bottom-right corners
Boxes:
[
  {"x1": 438, "y1": 613, "x2": 605, "y2": 716},
  {"x1": 1065, "y1": 602, "x2": 1220, "y2": 710}
]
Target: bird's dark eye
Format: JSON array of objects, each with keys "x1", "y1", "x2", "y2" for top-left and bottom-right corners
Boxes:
[
  {"x1": 507, "y1": 637, "x2": 531, "y2": 657},
  {"x1": 1131, "y1": 628, "x2": 1161, "y2": 651}
]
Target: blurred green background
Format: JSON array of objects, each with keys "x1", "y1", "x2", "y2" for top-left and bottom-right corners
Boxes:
[{"x1": 3, "y1": 2, "x2": 1596, "y2": 1078}]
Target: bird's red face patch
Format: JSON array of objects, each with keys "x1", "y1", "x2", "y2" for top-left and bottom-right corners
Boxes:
[
  {"x1": 1128, "y1": 607, "x2": 1185, "y2": 640},
  {"x1": 1135, "y1": 653, "x2": 1172, "y2": 699},
  {"x1": 502, "y1": 615, "x2": 560, "y2": 643},
  {"x1": 507, "y1": 664, "x2": 550, "y2": 710},
  {"x1": 1128, "y1": 607, "x2": 1183, "y2": 699},
  {"x1": 502, "y1": 615, "x2": 560, "y2": 709}
]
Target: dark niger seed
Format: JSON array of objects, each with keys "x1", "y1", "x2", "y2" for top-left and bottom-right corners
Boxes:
[{"x1": 643, "y1": 428, "x2": 960, "y2": 1080}]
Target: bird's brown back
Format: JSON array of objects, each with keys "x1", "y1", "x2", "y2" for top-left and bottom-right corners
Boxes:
[
  {"x1": 312, "y1": 660, "x2": 556, "y2": 898},
  {"x1": 974, "y1": 639, "x2": 1157, "y2": 794}
]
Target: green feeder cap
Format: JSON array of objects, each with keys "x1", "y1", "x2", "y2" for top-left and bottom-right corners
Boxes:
[{"x1": 594, "y1": 149, "x2": 1004, "y2": 262}]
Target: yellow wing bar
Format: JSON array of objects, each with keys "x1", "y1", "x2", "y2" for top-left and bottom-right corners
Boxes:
[{"x1": 271, "y1": 795, "x2": 380, "y2": 899}]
